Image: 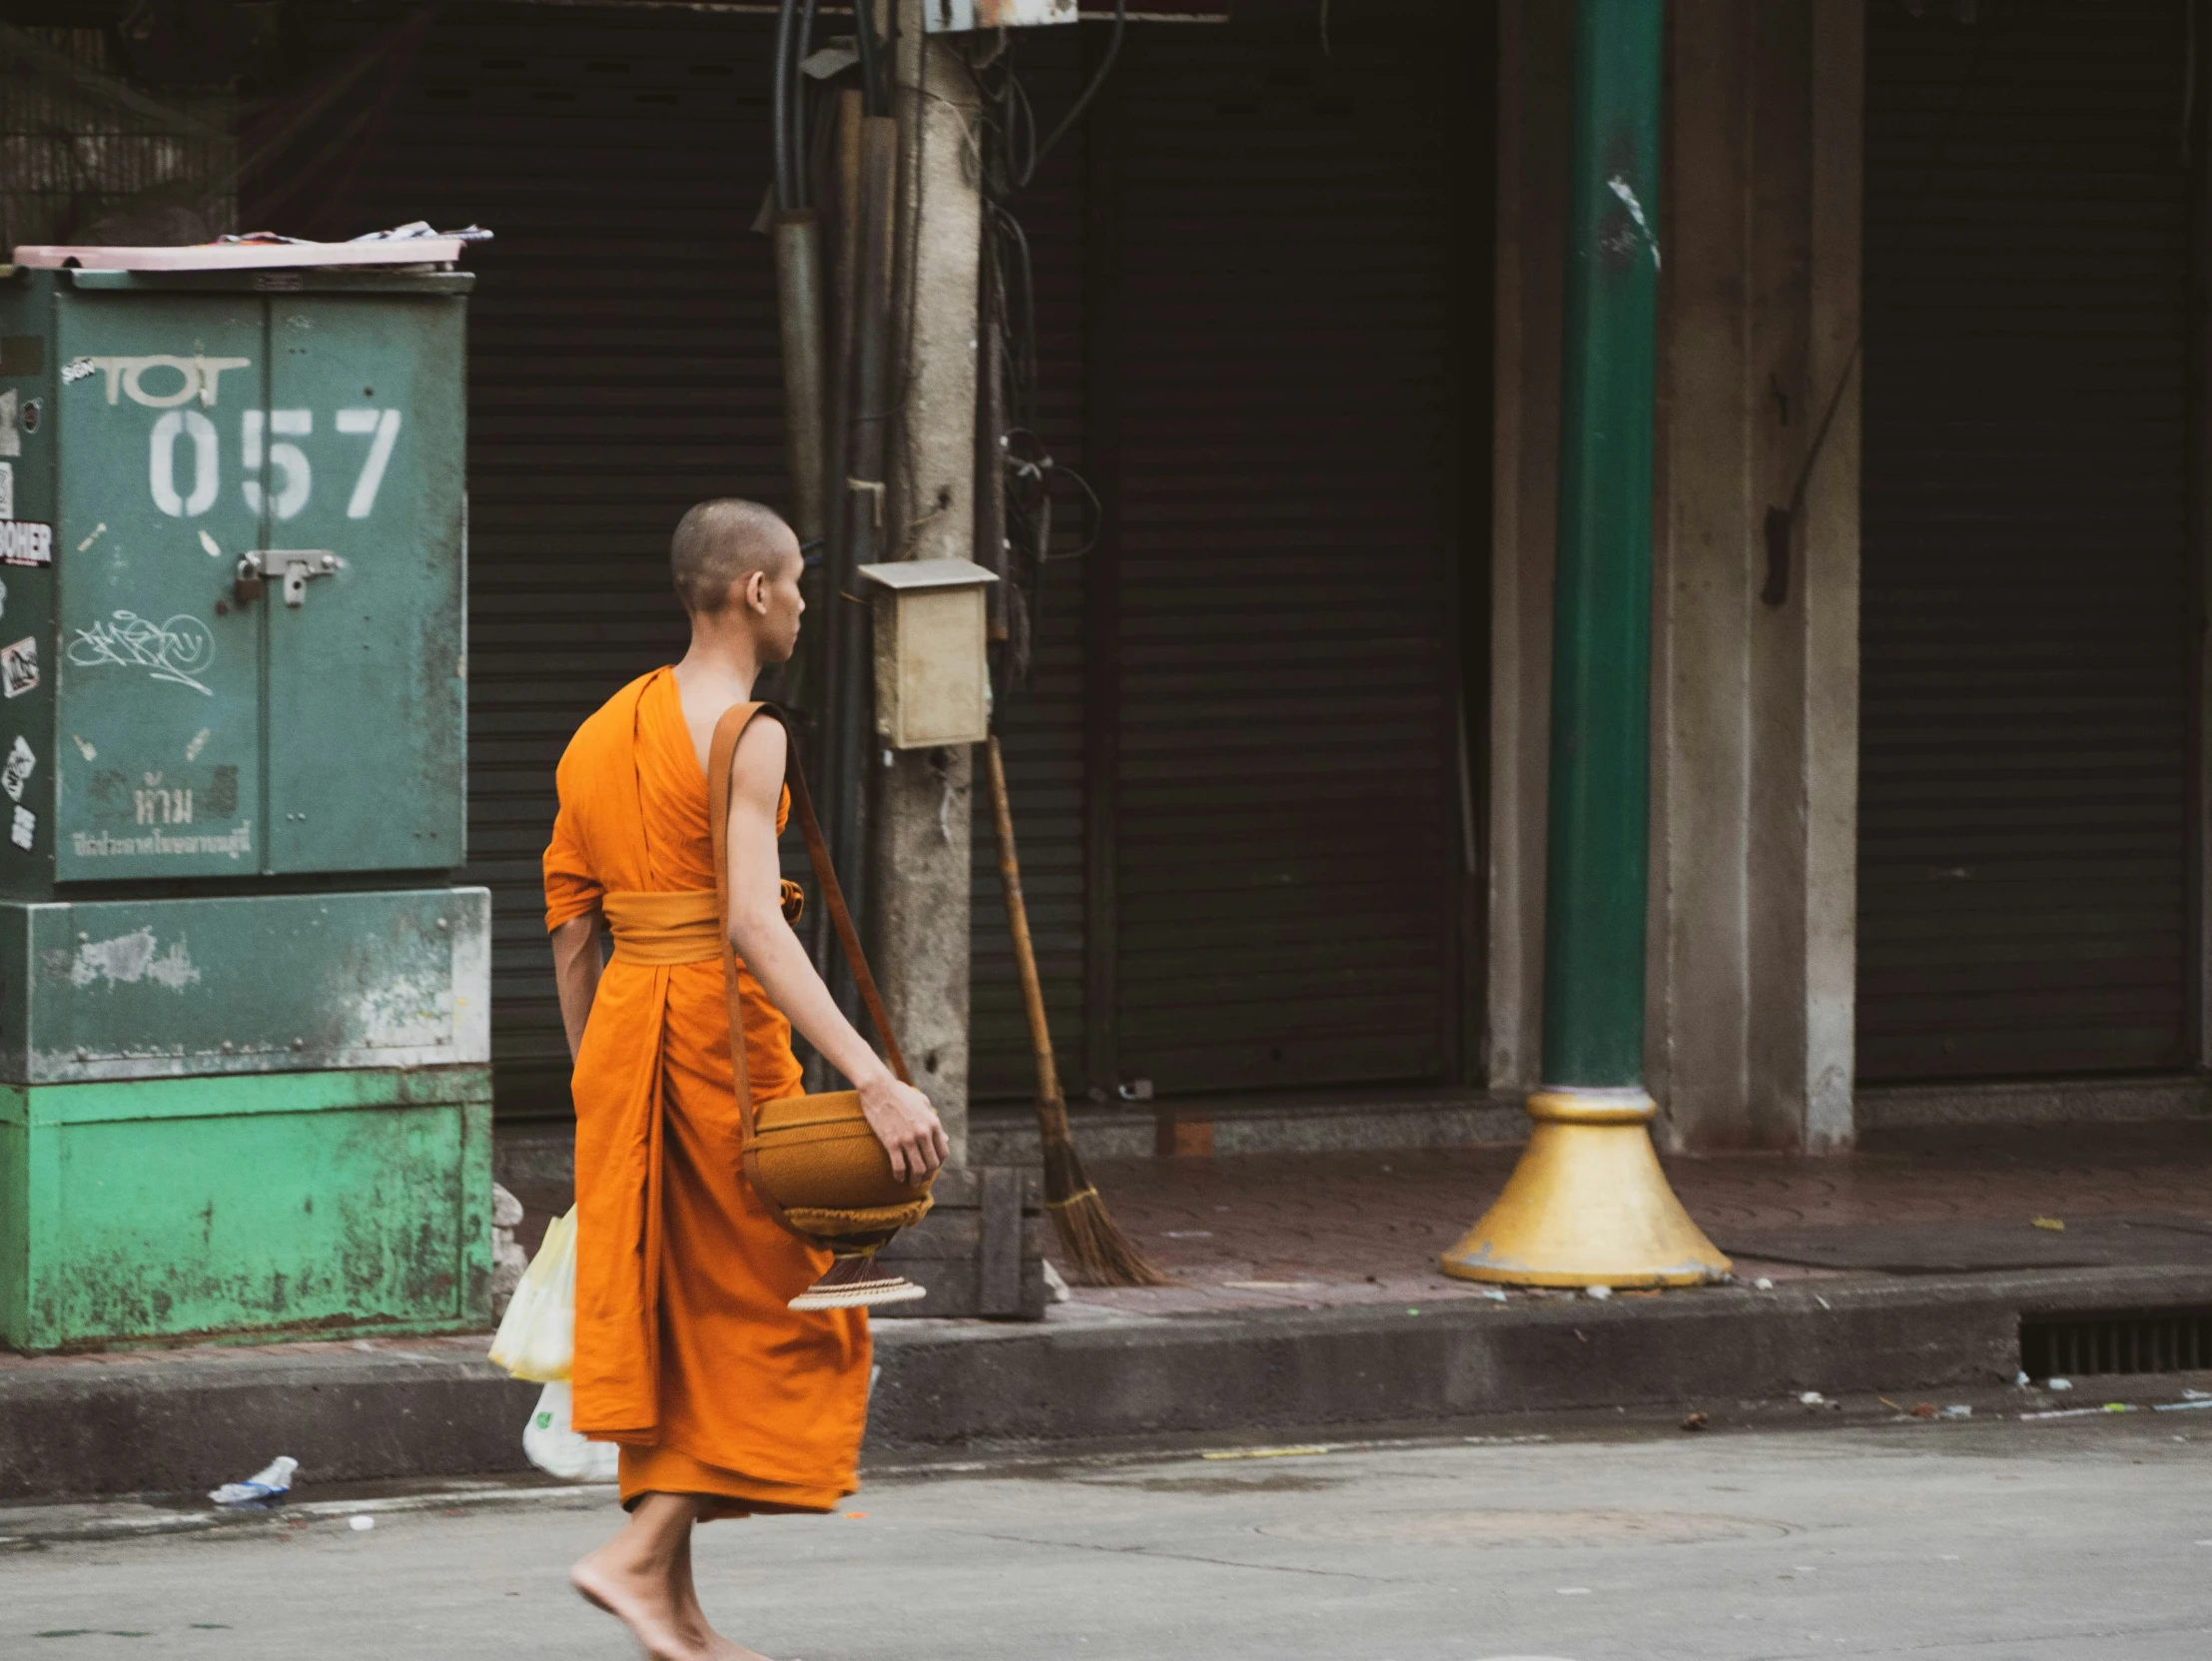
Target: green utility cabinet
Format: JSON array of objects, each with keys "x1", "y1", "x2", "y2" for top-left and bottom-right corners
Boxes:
[{"x1": 0, "y1": 262, "x2": 491, "y2": 1351}]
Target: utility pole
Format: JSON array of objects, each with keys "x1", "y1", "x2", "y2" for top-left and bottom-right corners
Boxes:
[
  {"x1": 1442, "y1": 0, "x2": 1728, "y2": 1287},
  {"x1": 871, "y1": 0, "x2": 984, "y2": 1165}
]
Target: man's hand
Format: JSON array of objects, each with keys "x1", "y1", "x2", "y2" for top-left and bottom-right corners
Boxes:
[
  {"x1": 721, "y1": 713, "x2": 948, "y2": 1184},
  {"x1": 856, "y1": 1071, "x2": 950, "y2": 1186}
]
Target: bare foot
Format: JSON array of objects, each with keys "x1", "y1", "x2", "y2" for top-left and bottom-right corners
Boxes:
[
  {"x1": 572, "y1": 1543, "x2": 713, "y2": 1660},
  {"x1": 672, "y1": 1599, "x2": 771, "y2": 1661},
  {"x1": 695, "y1": 1630, "x2": 771, "y2": 1661},
  {"x1": 671, "y1": 1531, "x2": 773, "y2": 1660}
]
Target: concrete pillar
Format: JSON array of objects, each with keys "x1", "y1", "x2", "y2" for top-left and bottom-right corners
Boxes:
[
  {"x1": 1649, "y1": 1, "x2": 1766, "y2": 1144},
  {"x1": 1800, "y1": 0, "x2": 1863, "y2": 1148},
  {"x1": 1485, "y1": 0, "x2": 1573, "y2": 1099},
  {"x1": 1487, "y1": 0, "x2": 1862, "y2": 1151},
  {"x1": 1649, "y1": 0, "x2": 1862, "y2": 1152},
  {"x1": 872, "y1": 0, "x2": 983, "y2": 1164}
]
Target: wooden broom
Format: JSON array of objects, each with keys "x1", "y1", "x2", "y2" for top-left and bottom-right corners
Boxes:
[{"x1": 983, "y1": 735, "x2": 1167, "y2": 1287}]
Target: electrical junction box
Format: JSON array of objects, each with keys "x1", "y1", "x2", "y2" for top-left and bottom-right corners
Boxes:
[
  {"x1": 0, "y1": 252, "x2": 490, "y2": 1351},
  {"x1": 0, "y1": 264, "x2": 465, "y2": 882},
  {"x1": 923, "y1": 0, "x2": 1076, "y2": 32},
  {"x1": 860, "y1": 557, "x2": 998, "y2": 749}
]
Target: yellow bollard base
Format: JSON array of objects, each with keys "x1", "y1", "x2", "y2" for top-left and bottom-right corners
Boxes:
[{"x1": 1439, "y1": 1087, "x2": 1733, "y2": 1288}]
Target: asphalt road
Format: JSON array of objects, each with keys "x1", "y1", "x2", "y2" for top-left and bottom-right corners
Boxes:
[{"x1": 5, "y1": 1401, "x2": 2209, "y2": 1660}]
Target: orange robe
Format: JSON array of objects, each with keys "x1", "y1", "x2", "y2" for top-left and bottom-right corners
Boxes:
[{"x1": 543, "y1": 667, "x2": 869, "y2": 1516}]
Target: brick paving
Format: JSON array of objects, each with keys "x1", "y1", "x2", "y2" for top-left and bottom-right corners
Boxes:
[
  {"x1": 10, "y1": 1123, "x2": 2207, "y2": 1371},
  {"x1": 1050, "y1": 1120, "x2": 2212, "y2": 1316}
]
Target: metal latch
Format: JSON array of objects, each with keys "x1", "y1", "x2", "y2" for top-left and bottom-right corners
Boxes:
[{"x1": 235, "y1": 549, "x2": 344, "y2": 607}]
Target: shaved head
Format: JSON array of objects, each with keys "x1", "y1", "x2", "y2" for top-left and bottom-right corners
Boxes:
[{"x1": 670, "y1": 498, "x2": 798, "y2": 615}]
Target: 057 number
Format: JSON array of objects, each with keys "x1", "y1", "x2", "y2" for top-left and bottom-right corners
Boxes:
[{"x1": 149, "y1": 408, "x2": 403, "y2": 521}]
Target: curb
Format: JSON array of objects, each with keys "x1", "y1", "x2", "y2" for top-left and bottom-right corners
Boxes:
[
  {"x1": 870, "y1": 1265, "x2": 2212, "y2": 1444},
  {"x1": 4, "y1": 1265, "x2": 2208, "y2": 1503},
  {"x1": 0, "y1": 1349, "x2": 541, "y2": 1504}
]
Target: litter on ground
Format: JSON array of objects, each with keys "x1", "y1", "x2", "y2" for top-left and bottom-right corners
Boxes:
[{"x1": 208, "y1": 1456, "x2": 297, "y2": 1508}]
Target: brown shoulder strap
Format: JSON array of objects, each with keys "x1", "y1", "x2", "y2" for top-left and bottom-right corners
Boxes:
[{"x1": 706, "y1": 702, "x2": 910, "y2": 1130}]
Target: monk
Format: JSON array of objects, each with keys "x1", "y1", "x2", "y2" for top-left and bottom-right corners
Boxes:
[{"x1": 543, "y1": 497, "x2": 948, "y2": 1660}]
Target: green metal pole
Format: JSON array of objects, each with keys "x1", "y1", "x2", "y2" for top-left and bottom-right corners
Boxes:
[
  {"x1": 1447, "y1": 0, "x2": 1722, "y2": 1286},
  {"x1": 1541, "y1": 0, "x2": 1664, "y2": 1090}
]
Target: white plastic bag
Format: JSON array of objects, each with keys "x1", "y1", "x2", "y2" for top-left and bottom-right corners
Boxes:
[
  {"x1": 488, "y1": 1205, "x2": 577, "y2": 1382},
  {"x1": 522, "y1": 1380, "x2": 620, "y2": 1482},
  {"x1": 208, "y1": 1455, "x2": 298, "y2": 1507}
]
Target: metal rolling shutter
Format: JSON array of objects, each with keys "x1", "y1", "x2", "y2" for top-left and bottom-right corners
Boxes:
[
  {"x1": 262, "y1": 5, "x2": 788, "y2": 1115},
  {"x1": 1101, "y1": 14, "x2": 1461, "y2": 1095},
  {"x1": 261, "y1": 5, "x2": 1468, "y2": 1115},
  {"x1": 1858, "y1": 0, "x2": 2196, "y2": 1081},
  {"x1": 966, "y1": 36, "x2": 1094, "y2": 1104}
]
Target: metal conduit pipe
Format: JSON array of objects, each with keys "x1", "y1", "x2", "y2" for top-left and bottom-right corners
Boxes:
[
  {"x1": 790, "y1": 0, "x2": 819, "y2": 209},
  {"x1": 827, "y1": 113, "x2": 899, "y2": 1034},
  {"x1": 808, "y1": 90, "x2": 866, "y2": 1014},
  {"x1": 773, "y1": 213, "x2": 830, "y2": 549},
  {"x1": 771, "y1": 0, "x2": 800, "y2": 210},
  {"x1": 852, "y1": 0, "x2": 886, "y2": 118},
  {"x1": 770, "y1": 0, "x2": 828, "y2": 553}
]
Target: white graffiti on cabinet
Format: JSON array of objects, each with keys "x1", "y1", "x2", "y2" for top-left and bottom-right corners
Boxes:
[{"x1": 67, "y1": 611, "x2": 216, "y2": 696}]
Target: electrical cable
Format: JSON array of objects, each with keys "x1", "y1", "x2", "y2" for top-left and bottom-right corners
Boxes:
[
  {"x1": 1026, "y1": 0, "x2": 1123, "y2": 183},
  {"x1": 891, "y1": 1, "x2": 932, "y2": 550},
  {"x1": 790, "y1": 0, "x2": 819, "y2": 208},
  {"x1": 853, "y1": 0, "x2": 885, "y2": 118},
  {"x1": 998, "y1": 72, "x2": 1038, "y2": 193},
  {"x1": 771, "y1": 0, "x2": 799, "y2": 211},
  {"x1": 989, "y1": 201, "x2": 1038, "y2": 409},
  {"x1": 970, "y1": 8, "x2": 1122, "y2": 699}
]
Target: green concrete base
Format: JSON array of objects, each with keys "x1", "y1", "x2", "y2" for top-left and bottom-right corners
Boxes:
[{"x1": 1, "y1": 1067, "x2": 492, "y2": 1353}]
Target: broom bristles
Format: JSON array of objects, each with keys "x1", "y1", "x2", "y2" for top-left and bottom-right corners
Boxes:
[{"x1": 1041, "y1": 1132, "x2": 1170, "y2": 1287}]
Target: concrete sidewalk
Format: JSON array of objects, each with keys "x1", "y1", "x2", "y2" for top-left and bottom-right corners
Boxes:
[{"x1": 5, "y1": 1123, "x2": 2210, "y2": 1502}]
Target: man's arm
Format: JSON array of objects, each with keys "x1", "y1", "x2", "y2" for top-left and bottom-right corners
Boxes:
[
  {"x1": 726, "y1": 717, "x2": 948, "y2": 1183},
  {"x1": 551, "y1": 911, "x2": 604, "y2": 1062}
]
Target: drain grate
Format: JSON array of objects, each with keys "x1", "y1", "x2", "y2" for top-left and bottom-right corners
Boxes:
[{"x1": 2019, "y1": 1308, "x2": 2212, "y2": 1378}]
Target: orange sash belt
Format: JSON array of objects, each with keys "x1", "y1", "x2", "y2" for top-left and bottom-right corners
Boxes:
[
  {"x1": 603, "y1": 890, "x2": 720, "y2": 965},
  {"x1": 603, "y1": 883, "x2": 805, "y2": 965}
]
